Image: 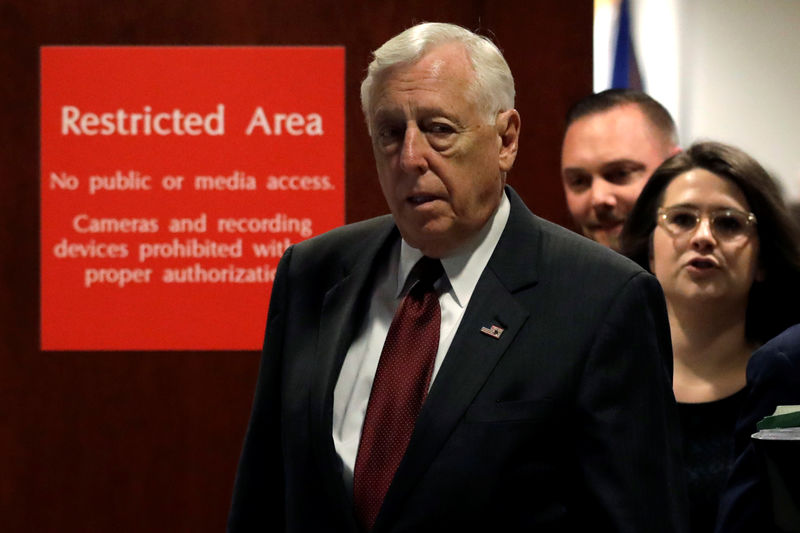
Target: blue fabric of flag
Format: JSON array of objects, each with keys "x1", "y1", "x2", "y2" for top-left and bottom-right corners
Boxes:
[{"x1": 612, "y1": 0, "x2": 643, "y2": 90}]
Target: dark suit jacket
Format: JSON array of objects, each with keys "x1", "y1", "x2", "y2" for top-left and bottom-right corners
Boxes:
[
  {"x1": 715, "y1": 324, "x2": 800, "y2": 533},
  {"x1": 228, "y1": 187, "x2": 688, "y2": 533}
]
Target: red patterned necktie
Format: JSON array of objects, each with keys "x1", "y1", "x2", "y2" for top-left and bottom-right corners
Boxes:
[{"x1": 353, "y1": 256, "x2": 444, "y2": 531}]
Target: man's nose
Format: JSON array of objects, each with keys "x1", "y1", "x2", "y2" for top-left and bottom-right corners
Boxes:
[
  {"x1": 590, "y1": 179, "x2": 617, "y2": 209},
  {"x1": 399, "y1": 126, "x2": 429, "y2": 175}
]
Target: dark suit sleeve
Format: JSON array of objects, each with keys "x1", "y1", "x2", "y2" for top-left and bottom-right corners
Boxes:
[
  {"x1": 227, "y1": 246, "x2": 293, "y2": 532},
  {"x1": 575, "y1": 271, "x2": 689, "y2": 533},
  {"x1": 715, "y1": 326, "x2": 800, "y2": 533}
]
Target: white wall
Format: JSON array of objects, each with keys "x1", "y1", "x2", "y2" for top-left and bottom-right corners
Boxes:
[
  {"x1": 596, "y1": 0, "x2": 800, "y2": 200},
  {"x1": 677, "y1": 0, "x2": 800, "y2": 200}
]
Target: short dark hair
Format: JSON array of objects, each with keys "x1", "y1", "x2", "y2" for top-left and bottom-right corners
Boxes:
[
  {"x1": 621, "y1": 141, "x2": 800, "y2": 344},
  {"x1": 565, "y1": 89, "x2": 678, "y2": 146}
]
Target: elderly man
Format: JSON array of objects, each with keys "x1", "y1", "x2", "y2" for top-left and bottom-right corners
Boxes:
[
  {"x1": 229, "y1": 23, "x2": 687, "y2": 533},
  {"x1": 561, "y1": 89, "x2": 680, "y2": 250}
]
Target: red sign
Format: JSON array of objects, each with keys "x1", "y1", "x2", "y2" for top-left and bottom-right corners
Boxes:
[{"x1": 41, "y1": 46, "x2": 345, "y2": 350}]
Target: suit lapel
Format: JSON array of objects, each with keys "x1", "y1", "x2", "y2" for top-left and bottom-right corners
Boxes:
[
  {"x1": 307, "y1": 219, "x2": 398, "y2": 529},
  {"x1": 374, "y1": 187, "x2": 541, "y2": 529},
  {"x1": 310, "y1": 218, "x2": 399, "y2": 427}
]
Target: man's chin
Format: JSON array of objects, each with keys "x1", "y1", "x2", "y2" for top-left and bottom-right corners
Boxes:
[{"x1": 585, "y1": 226, "x2": 623, "y2": 251}]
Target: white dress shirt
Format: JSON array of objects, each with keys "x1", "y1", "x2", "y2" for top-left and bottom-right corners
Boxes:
[{"x1": 332, "y1": 192, "x2": 510, "y2": 491}]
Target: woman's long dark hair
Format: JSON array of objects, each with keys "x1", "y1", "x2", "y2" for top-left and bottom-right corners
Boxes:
[{"x1": 621, "y1": 141, "x2": 800, "y2": 344}]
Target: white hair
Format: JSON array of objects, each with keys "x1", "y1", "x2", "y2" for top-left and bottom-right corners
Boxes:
[{"x1": 360, "y1": 22, "x2": 515, "y2": 128}]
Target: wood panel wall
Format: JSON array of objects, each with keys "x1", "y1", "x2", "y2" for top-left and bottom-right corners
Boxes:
[{"x1": 0, "y1": 1, "x2": 591, "y2": 531}]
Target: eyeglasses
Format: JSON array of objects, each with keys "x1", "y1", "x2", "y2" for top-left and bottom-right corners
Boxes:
[{"x1": 657, "y1": 206, "x2": 757, "y2": 242}]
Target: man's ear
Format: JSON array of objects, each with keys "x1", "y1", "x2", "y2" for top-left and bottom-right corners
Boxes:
[
  {"x1": 667, "y1": 145, "x2": 682, "y2": 157},
  {"x1": 496, "y1": 109, "x2": 520, "y2": 173}
]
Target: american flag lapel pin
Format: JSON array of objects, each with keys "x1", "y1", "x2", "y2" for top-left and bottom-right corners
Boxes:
[{"x1": 480, "y1": 323, "x2": 504, "y2": 339}]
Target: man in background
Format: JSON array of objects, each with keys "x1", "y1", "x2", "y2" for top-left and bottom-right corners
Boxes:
[{"x1": 560, "y1": 89, "x2": 680, "y2": 250}]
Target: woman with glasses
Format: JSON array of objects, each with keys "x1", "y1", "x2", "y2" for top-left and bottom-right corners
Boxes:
[{"x1": 620, "y1": 141, "x2": 800, "y2": 532}]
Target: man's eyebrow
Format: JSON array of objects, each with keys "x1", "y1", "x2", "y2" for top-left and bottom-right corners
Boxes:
[
  {"x1": 373, "y1": 104, "x2": 459, "y2": 120},
  {"x1": 562, "y1": 166, "x2": 590, "y2": 175},
  {"x1": 561, "y1": 167, "x2": 590, "y2": 180},
  {"x1": 599, "y1": 159, "x2": 647, "y2": 172}
]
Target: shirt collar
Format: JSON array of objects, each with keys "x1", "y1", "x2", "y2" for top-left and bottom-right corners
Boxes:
[{"x1": 396, "y1": 191, "x2": 510, "y2": 306}]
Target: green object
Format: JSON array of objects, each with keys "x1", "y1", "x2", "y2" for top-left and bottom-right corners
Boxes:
[{"x1": 757, "y1": 405, "x2": 800, "y2": 430}]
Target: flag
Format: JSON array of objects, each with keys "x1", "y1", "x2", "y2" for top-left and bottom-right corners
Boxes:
[{"x1": 611, "y1": 0, "x2": 643, "y2": 90}]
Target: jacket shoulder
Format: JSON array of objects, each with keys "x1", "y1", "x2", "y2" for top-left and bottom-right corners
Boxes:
[
  {"x1": 521, "y1": 213, "x2": 650, "y2": 295},
  {"x1": 543, "y1": 218, "x2": 642, "y2": 272},
  {"x1": 502, "y1": 186, "x2": 647, "y2": 286}
]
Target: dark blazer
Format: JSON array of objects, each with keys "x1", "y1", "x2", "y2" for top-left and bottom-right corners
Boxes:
[
  {"x1": 228, "y1": 187, "x2": 688, "y2": 533},
  {"x1": 715, "y1": 324, "x2": 800, "y2": 533}
]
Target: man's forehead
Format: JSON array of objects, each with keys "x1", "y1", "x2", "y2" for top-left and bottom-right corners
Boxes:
[
  {"x1": 379, "y1": 47, "x2": 471, "y2": 87},
  {"x1": 412, "y1": 41, "x2": 472, "y2": 71},
  {"x1": 427, "y1": 57, "x2": 447, "y2": 77},
  {"x1": 572, "y1": 104, "x2": 653, "y2": 138},
  {"x1": 562, "y1": 105, "x2": 666, "y2": 163},
  {"x1": 368, "y1": 45, "x2": 477, "y2": 118}
]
